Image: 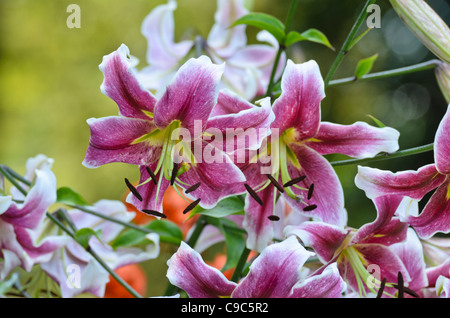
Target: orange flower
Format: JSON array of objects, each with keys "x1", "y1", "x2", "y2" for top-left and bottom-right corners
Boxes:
[{"x1": 104, "y1": 264, "x2": 147, "y2": 298}]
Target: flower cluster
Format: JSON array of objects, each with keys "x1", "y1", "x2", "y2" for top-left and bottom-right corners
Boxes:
[{"x1": 1, "y1": 0, "x2": 449, "y2": 299}]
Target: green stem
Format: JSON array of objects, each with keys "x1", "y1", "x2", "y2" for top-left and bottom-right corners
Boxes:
[
  {"x1": 230, "y1": 247, "x2": 251, "y2": 283},
  {"x1": 324, "y1": 0, "x2": 376, "y2": 88},
  {"x1": 46, "y1": 212, "x2": 143, "y2": 298},
  {"x1": 330, "y1": 143, "x2": 434, "y2": 167},
  {"x1": 67, "y1": 204, "x2": 154, "y2": 235},
  {"x1": 265, "y1": 0, "x2": 300, "y2": 97},
  {"x1": 328, "y1": 59, "x2": 440, "y2": 86},
  {"x1": 0, "y1": 165, "x2": 27, "y2": 196}
]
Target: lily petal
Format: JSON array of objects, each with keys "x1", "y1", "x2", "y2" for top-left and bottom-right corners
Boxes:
[
  {"x1": 355, "y1": 164, "x2": 446, "y2": 200},
  {"x1": 69, "y1": 200, "x2": 135, "y2": 244},
  {"x1": 166, "y1": 241, "x2": 237, "y2": 298},
  {"x1": 99, "y1": 44, "x2": 157, "y2": 120},
  {"x1": 207, "y1": 90, "x2": 275, "y2": 152},
  {"x1": 154, "y1": 56, "x2": 224, "y2": 134},
  {"x1": 406, "y1": 179, "x2": 450, "y2": 238},
  {"x1": 307, "y1": 121, "x2": 400, "y2": 159},
  {"x1": 341, "y1": 243, "x2": 410, "y2": 294},
  {"x1": 177, "y1": 142, "x2": 246, "y2": 209},
  {"x1": 351, "y1": 195, "x2": 408, "y2": 246},
  {"x1": 82, "y1": 116, "x2": 162, "y2": 168},
  {"x1": 391, "y1": 228, "x2": 428, "y2": 293},
  {"x1": 284, "y1": 221, "x2": 348, "y2": 263},
  {"x1": 434, "y1": 105, "x2": 450, "y2": 175},
  {"x1": 284, "y1": 144, "x2": 346, "y2": 227},
  {"x1": 271, "y1": 60, "x2": 324, "y2": 139},
  {"x1": 207, "y1": 0, "x2": 248, "y2": 58},
  {"x1": 242, "y1": 184, "x2": 276, "y2": 252},
  {"x1": 232, "y1": 236, "x2": 314, "y2": 298},
  {"x1": 1, "y1": 166, "x2": 56, "y2": 229},
  {"x1": 141, "y1": 0, "x2": 193, "y2": 70},
  {"x1": 290, "y1": 263, "x2": 346, "y2": 298}
]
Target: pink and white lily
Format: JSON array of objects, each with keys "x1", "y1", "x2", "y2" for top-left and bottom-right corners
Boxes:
[
  {"x1": 40, "y1": 200, "x2": 160, "y2": 298},
  {"x1": 238, "y1": 59, "x2": 400, "y2": 252},
  {"x1": 138, "y1": 0, "x2": 284, "y2": 100},
  {"x1": 166, "y1": 236, "x2": 346, "y2": 298},
  {"x1": 285, "y1": 195, "x2": 412, "y2": 297},
  {"x1": 355, "y1": 105, "x2": 450, "y2": 238},
  {"x1": 0, "y1": 155, "x2": 68, "y2": 279},
  {"x1": 83, "y1": 44, "x2": 276, "y2": 214}
]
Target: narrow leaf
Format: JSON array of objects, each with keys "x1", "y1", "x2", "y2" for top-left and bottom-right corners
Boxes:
[
  {"x1": 232, "y1": 12, "x2": 285, "y2": 43},
  {"x1": 355, "y1": 54, "x2": 378, "y2": 79},
  {"x1": 111, "y1": 219, "x2": 183, "y2": 248},
  {"x1": 75, "y1": 228, "x2": 101, "y2": 249},
  {"x1": 348, "y1": 28, "x2": 372, "y2": 51},
  {"x1": 56, "y1": 187, "x2": 88, "y2": 206},
  {"x1": 367, "y1": 114, "x2": 386, "y2": 128},
  {"x1": 187, "y1": 196, "x2": 244, "y2": 219},
  {"x1": 285, "y1": 29, "x2": 334, "y2": 50}
]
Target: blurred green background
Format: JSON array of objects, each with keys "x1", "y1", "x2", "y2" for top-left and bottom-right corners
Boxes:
[{"x1": 0, "y1": 0, "x2": 449, "y2": 296}]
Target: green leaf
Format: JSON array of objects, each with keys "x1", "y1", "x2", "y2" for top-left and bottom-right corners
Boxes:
[
  {"x1": 285, "y1": 29, "x2": 334, "y2": 50},
  {"x1": 146, "y1": 219, "x2": 183, "y2": 244},
  {"x1": 56, "y1": 187, "x2": 88, "y2": 206},
  {"x1": 204, "y1": 216, "x2": 245, "y2": 272},
  {"x1": 348, "y1": 28, "x2": 372, "y2": 51},
  {"x1": 187, "y1": 196, "x2": 244, "y2": 219},
  {"x1": 74, "y1": 228, "x2": 101, "y2": 249},
  {"x1": 367, "y1": 114, "x2": 386, "y2": 128},
  {"x1": 111, "y1": 219, "x2": 183, "y2": 249},
  {"x1": 232, "y1": 12, "x2": 285, "y2": 43},
  {"x1": 355, "y1": 54, "x2": 378, "y2": 79}
]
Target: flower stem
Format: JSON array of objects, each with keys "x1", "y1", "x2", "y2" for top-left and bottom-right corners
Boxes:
[
  {"x1": 230, "y1": 247, "x2": 251, "y2": 283},
  {"x1": 324, "y1": 0, "x2": 377, "y2": 88},
  {"x1": 328, "y1": 59, "x2": 440, "y2": 86},
  {"x1": 265, "y1": 0, "x2": 300, "y2": 97},
  {"x1": 330, "y1": 143, "x2": 434, "y2": 167},
  {"x1": 46, "y1": 211, "x2": 144, "y2": 298},
  {"x1": 67, "y1": 204, "x2": 155, "y2": 235}
]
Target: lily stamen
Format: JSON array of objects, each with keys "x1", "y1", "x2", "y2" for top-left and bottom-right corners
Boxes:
[
  {"x1": 124, "y1": 178, "x2": 142, "y2": 202},
  {"x1": 145, "y1": 166, "x2": 158, "y2": 185},
  {"x1": 307, "y1": 183, "x2": 315, "y2": 200},
  {"x1": 244, "y1": 183, "x2": 263, "y2": 206},
  {"x1": 185, "y1": 182, "x2": 201, "y2": 194},
  {"x1": 170, "y1": 162, "x2": 179, "y2": 186},
  {"x1": 283, "y1": 176, "x2": 306, "y2": 187},
  {"x1": 266, "y1": 174, "x2": 284, "y2": 193},
  {"x1": 267, "y1": 215, "x2": 280, "y2": 221},
  {"x1": 183, "y1": 198, "x2": 201, "y2": 214},
  {"x1": 303, "y1": 204, "x2": 317, "y2": 212},
  {"x1": 142, "y1": 209, "x2": 167, "y2": 219}
]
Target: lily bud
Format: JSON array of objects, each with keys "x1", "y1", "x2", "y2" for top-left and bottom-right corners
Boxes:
[
  {"x1": 390, "y1": 0, "x2": 450, "y2": 63},
  {"x1": 435, "y1": 61, "x2": 450, "y2": 104}
]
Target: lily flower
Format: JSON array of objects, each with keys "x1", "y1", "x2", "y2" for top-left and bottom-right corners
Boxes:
[
  {"x1": 0, "y1": 155, "x2": 68, "y2": 279},
  {"x1": 420, "y1": 236, "x2": 450, "y2": 298},
  {"x1": 354, "y1": 105, "x2": 450, "y2": 239},
  {"x1": 166, "y1": 236, "x2": 346, "y2": 298},
  {"x1": 40, "y1": 200, "x2": 160, "y2": 298},
  {"x1": 83, "y1": 44, "x2": 271, "y2": 214},
  {"x1": 138, "y1": 0, "x2": 284, "y2": 100},
  {"x1": 285, "y1": 195, "x2": 411, "y2": 297},
  {"x1": 238, "y1": 59, "x2": 400, "y2": 252}
]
